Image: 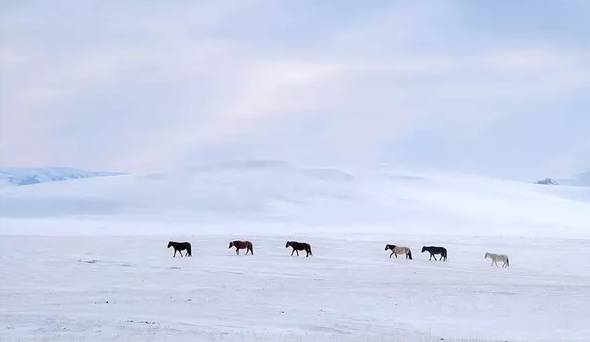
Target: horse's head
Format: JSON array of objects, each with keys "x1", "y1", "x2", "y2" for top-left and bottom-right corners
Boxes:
[
  {"x1": 484, "y1": 252, "x2": 489, "y2": 259},
  {"x1": 285, "y1": 241, "x2": 291, "y2": 248},
  {"x1": 421, "y1": 246, "x2": 426, "y2": 253},
  {"x1": 228, "y1": 242, "x2": 233, "y2": 248},
  {"x1": 167, "y1": 241, "x2": 173, "y2": 248},
  {"x1": 385, "y1": 244, "x2": 394, "y2": 251}
]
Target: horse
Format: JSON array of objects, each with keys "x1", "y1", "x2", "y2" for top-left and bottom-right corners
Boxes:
[
  {"x1": 228, "y1": 240, "x2": 254, "y2": 255},
  {"x1": 285, "y1": 241, "x2": 312, "y2": 257},
  {"x1": 485, "y1": 252, "x2": 509, "y2": 267},
  {"x1": 421, "y1": 246, "x2": 447, "y2": 261},
  {"x1": 385, "y1": 244, "x2": 412, "y2": 260},
  {"x1": 167, "y1": 241, "x2": 192, "y2": 257}
]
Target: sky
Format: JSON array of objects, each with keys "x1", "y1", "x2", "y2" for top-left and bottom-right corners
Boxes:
[{"x1": 0, "y1": 0, "x2": 589, "y2": 180}]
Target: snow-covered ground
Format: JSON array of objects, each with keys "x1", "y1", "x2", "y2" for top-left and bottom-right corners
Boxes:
[
  {"x1": 1, "y1": 162, "x2": 590, "y2": 341},
  {"x1": 2, "y1": 234, "x2": 590, "y2": 341}
]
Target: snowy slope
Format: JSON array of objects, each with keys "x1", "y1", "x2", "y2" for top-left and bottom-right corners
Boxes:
[
  {"x1": 0, "y1": 167, "x2": 123, "y2": 187},
  {"x1": 1, "y1": 161, "x2": 589, "y2": 237}
]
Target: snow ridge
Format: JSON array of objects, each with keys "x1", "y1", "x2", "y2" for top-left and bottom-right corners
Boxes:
[{"x1": 0, "y1": 167, "x2": 124, "y2": 187}]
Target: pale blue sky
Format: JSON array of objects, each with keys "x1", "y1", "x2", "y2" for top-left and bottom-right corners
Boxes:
[{"x1": 1, "y1": 1, "x2": 588, "y2": 179}]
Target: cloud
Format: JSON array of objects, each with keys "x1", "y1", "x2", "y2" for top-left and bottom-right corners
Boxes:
[{"x1": 0, "y1": 1, "x2": 588, "y2": 178}]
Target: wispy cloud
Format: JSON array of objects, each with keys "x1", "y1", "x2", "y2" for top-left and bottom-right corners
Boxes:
[{"x1": 0, "y1": 1, "x2": 588, "y2": 178}]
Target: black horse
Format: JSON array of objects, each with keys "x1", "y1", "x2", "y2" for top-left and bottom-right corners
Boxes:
[
  {"x1": 286, "y1": 241, "x2": 312, "y2": 257},
  {"x1": 167, "y1": 241, "x2": 192, "y2": 257},
  {"x1": 228, "y1": 240, "x2": 254, "y2": 255},
  {"x1": 421, "y1": 246, "x2": 447, "y2": 261}
]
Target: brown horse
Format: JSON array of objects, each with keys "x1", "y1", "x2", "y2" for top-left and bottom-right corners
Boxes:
[
  {"x1": 228, "y1": 240, "x2": 254, "y2": 255},
  {"x1": 167, "y1": 241, "x2": 192, "y2": 257},
  {"x1": 286, "y1": 241, "x2": 312, "y2": 257}
]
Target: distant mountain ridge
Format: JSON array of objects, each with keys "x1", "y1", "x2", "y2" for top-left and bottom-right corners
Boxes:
[{"x1": 0, "y1": 167, "x2": 124, "y2": 186}]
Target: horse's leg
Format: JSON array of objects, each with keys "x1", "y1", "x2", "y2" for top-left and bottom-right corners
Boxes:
[
  {"x1": 236, "y1": 248, "x2": 239, "y2": 255},
  {"x1": 291, "y1": 249, "x2": 295, "y2": 256},
  {"x1": 296, "y1": 250, "x2": 299, "y2": 256},
  {"x1": 394, "y1": 253, "x2": 398, "y2": 258},
  {"x1": 433, "y1": 254, "x2": 438, "y2": 261},
  {"x1": 389, "y1": 251, "x2": 394, "y2": 258},
  {"x1": 179, "y1": 250, "x2": 183, "y2": 257},
  {"x1": 173, "y1": 249, "x2": 177, "y2": 257}
]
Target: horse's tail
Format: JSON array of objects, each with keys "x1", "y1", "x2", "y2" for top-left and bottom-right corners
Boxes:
[
  {"x1": 506, "y1": 257, "x2": 509, "y2": 267},
  {"x1": 249, "y1": 243, "x2": 254, "y2": 255},
  {"x1": 187, "y1": 244, "x2": 192, "y2": 257},
  {"x1": 407, "y1": 250, "x2": 412, "y2": 260},
  {"x1": 308, "y1": 245, "x2": 313, "y2": 256}
]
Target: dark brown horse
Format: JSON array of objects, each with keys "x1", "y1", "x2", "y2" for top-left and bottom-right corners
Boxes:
[
  {"x1": 228, "y1": 240, "x2": 254, "y2": 255},
  {"x1": 167, "y1": 241, "x2": 192, "y2": 257},
  {"x1": 286, "y1": 241, "x2": 312, "y2": 257}
]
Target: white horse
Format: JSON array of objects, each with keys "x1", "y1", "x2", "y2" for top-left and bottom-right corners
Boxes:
[{"x1": 484, "y1": 252, "x2": 509, "y2": 267}]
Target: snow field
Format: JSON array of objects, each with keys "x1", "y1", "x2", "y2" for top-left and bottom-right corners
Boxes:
[{"x1": 1, "y1": 234, "x2": 589, "y2": 341}]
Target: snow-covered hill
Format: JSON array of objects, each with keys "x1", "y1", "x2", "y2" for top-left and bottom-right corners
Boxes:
[
  {"x1": 0, "y1": 167, "x2": 123, "y2": 187},
  {"x1": 1, "y1": 161, "x2": 589, "y2": 237}
]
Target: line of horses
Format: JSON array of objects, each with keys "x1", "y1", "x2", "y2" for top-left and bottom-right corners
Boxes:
[
  {"x1": 167, "y1": 240, "x2": 509, "y2": 267},
  {"x1": 167, "y1": 240, "x2": 313, "y2": 258}
]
